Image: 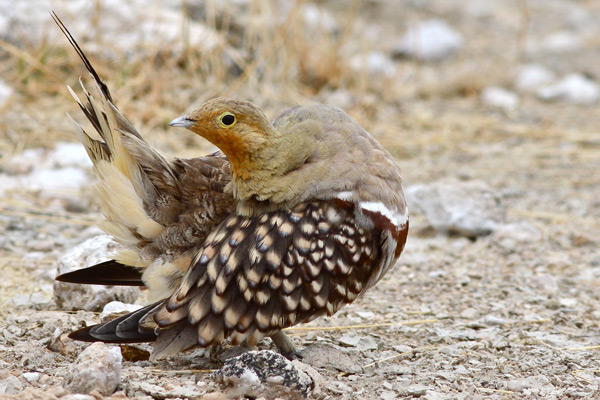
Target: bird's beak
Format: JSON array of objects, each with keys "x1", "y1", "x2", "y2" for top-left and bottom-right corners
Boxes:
[{"x1": 169, "y1": 116, "x2": 193, "y2": 128}]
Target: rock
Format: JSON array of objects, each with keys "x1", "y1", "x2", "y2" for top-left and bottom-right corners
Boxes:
[
  {"x1": 540, "y1": 31, "x2": 581, "y2": 53},
  {"x1": 0, "y1": 79, "x2": 12, "y2": 106},
  {"x1": 301, "y1": 343, "x2": 362, "y2": 374},
  {"x1": 54, "y1": 235, "x2": 139, "y2": 311},
  {"x1": 406, "y1": 179, "x2": 505, "y2": 237},
  {"x1": 61, "y1": 395, "x2": 96, "y2": 400},
  {"x1": 355, "y1": 311, "x2": 375, "y2": 319},
  {"x1": 380, "y1": 390, "x2": 397, "y2": 400},
  {"x1": 22, "y1": 372, "x2": 40, "y2": 383},
  {"x1": 428, "y1": 270, "x2": 447, "y2": 278},
  {"x1": 301, "y1": 3, "x2": 338, "y2": 34},
  {"x1": 46, "y1": 142, "x2": 92, "y2": 169},
  {"x1": 424, "y1": 390, "x2": 453, "y2": 400},
  {"x1": 507, "y1": 379, "x2": 532, "y2": 393},
  {"x1": 484, "y1": 315, "x2": 505, "y2": 326},
  {"x1": 481, "y1": 87, "x2": 519, "y2": 111},
  {"x1": 528, "y1": 274, "x2": 559, "y2": 293},
  {"x1": 401, "y1": 384, "x2": 431, "y2": 396},
  {"x1": 393, "y1": 19, "x2": 463, "y2": 61},
  {"x1": 537, "y1": 74, "x2": 599, "y2": 105},
  {"x1": 11, "y1": 292, "x2": 51, "y2": 308},
  {"x1": 338, "y1": 333, "x2": 378, "y2": 351},
  {"x1": 65, "y1": 342, "x2": 122, "y2": 396},
  {"x1": 0, "y1": 375, "x2": 23, "y2": 394},
  {"x1": 26, "y1": 167, "x2": 88, "y2": 192},
  {"x1": 559, "y1": 298, "x2": 577, "y2": 308},
  {"x1": 492, "y1": 222, "x2": 542, "y2": 250},
  {"x1": 100, "y1": 301, "x2": 143, "y2": 321},
  {"x1": 349, "y1": 52, "x2": 396, "y2": 78},
  {"x1": 515, "y1": 64, "x2": 556, "y2": 94},
  {"x1": 213, "y1": 350, "x2": 314, "y2": 398}
]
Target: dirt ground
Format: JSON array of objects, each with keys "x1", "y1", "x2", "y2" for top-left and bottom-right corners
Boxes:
[{"x1": 1, "y1": 0, "x2": 600, "y2": 399}]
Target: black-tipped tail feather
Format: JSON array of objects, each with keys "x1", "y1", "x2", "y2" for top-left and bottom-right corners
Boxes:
[
  {"x1": 69, "y1": 302, "x2": 162, "y2": 343},
  {"x1": 56, "y1": 260, "x2": 144, "y2": 286}
]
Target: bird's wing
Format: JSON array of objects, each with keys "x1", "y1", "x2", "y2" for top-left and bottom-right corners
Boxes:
[
  {"x1": 52, "y1": 13, "x2": 234, "y2": 281},
  {"x1": 146, "y1": 198, "x2": 407, "y2": 360}
]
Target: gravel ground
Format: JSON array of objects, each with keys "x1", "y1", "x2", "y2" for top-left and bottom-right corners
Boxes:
[{"x1": 1, "y1": 0, "x2": 600, "y2": 399}]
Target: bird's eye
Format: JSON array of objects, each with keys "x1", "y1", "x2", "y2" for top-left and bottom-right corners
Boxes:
[{"x1": 218, "y1": 112, "x2": 236, "y2": 128}]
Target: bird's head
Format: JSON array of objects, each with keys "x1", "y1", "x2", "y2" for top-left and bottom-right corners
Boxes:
[{"x1": 170, "y1": 97, "x2": 278, "y2": 180}]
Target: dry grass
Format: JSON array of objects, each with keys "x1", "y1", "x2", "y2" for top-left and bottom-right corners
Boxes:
[{"x1": 0, "y1": 0, "x2": 380, "y2": 158}]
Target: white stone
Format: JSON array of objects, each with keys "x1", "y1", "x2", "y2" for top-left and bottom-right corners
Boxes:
[
  {"x1": 538, "y1": 74, "x2": 599, "y2": 105},
  {"x1": 11, "y1": 292, "x2": 51, "y2": 308},
  {"x1": 406, "y1": 179, "x2": 505, "y2": 237},
  {"x1": 47, "y1": 142, "x2": 92, "y2": 169},
  {"x1": 559, "y1": 298, "x2": 577, "y2": 308},
  {"x1": 428, "y1": 270, "x2": 447, "y2": 278},
  {"x1": 61, "y1": 395, "x2": 96, "y2": 400},
  {"x1": 101, "y1": 301, "x2": 143, "y2": 319},
  {"x1": 541, "y1": 31, "x2": 581, "y2": 52},
  {"x1": 515, "y1": 64, "x2": 556, "y2": 94},
  {"x1": 492, "y1": 222, "x2": 542, "y2": 250},
  {"x1": 355, "y1": 311, "x2": 375, "y2": 319},
  {"x1": 26, "y1": 167, "x2": 88, "y2": 191},
  {"x1": 338, "y1": 333, "x2": 378, "y2": 351},
  {"x1": 65, "y1": 342, "x2": 122, "y2": 396},
  {"x1": 0, "y1": 375, "x2": 23, "y2": 394},
  {"x1": 350, "y1": 52, "x2": 396, "y2": 78},
  {"x1": 394, "y1": 19, "x2": 463, "y2": 61},
  {"x1": 0, "y1": 80, "x2": 12, "y2": 106},
  {"x1": 484, "y1": 315, "x2": 505, "y2": 326},
  {"x1": 54, "y1": 235, "x2": 139, "y2": 311},
  {"x1": 301, "y1": 3, "x2": 338, "y2": 33},
  {"x1": 22, "y1": 372, "x2": 41, "y2": 383},
  {"x1": 380, "y1": 390, "x2": 397, "y2": 400},
  {"x1": 481, "y1": 87, "x2": 519, "y2": 111}
]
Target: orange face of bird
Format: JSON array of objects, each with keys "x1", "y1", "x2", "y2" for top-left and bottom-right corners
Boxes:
[{"x1": 170, "y1": 98, "x2": 274, "y2": 179}]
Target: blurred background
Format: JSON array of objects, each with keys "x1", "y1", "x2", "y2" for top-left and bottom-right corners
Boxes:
[{"x1": 1, "y1": 1, "x2": 600, "y2": 397}]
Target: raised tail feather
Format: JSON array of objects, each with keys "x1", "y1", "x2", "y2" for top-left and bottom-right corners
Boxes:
[{"x1": 52, "y1": 12, "x2": 173, "y2": 261}]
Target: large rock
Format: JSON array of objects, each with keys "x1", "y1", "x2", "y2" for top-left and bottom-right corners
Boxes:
[
  {"x1": 213, "y1": 350, "x2": 314, "y2": 398},
  {"x1": 406, "y1": 179, "x2": 505, "y2": 237},
  {"x1": 65, "y1": 342, "x2": 122, "y2": 396},
  {"x1": 54, "y1": 235, "x2": 139, "y2": 311}
]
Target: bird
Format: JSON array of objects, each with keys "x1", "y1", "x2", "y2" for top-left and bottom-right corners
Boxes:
[{"x1": 52, "y1": 12, "x2": 408, "y2": 361}]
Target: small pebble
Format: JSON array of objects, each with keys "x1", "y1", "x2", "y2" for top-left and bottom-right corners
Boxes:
[
  {"x1": 507, "y1": 379, "x2": 531, "y2": 393},
  {"x1": 515, "y1": 64, "x2": 555, "y2": 94},
  {"x1": 481, "y1": 87, "x2": 519, "y2": 111},
  {"x1": 484, "y1": 315, "x2": 505, "y2": 326},
  {"x1": 538, "y1": 74, "x2": 599, "y2": 105},
  {"x1": 22, "y1": 372, "x2": 41, "y2": 383},
  {"x1": 0, "y1": 79, "x2": 13, "y2": 106},
  {"x1": 559, "y1": 298, "x2": 577, "y2": 308},
  {"x1": 380, "y1": 390, "x2": 397, "y2": 400},
  {"x1": 394, "y1": 19, "x2": 463, "y2": 60},
  {"x1": 101, "y1": 301, "x2": 143, "y2": 320}
]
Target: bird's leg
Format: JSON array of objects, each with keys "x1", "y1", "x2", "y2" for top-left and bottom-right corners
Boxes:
[{"x1": 270, "y1": 331, "x2": 302, "y2": 360}]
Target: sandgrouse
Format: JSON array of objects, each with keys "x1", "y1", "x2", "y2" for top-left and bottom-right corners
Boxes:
[{"x1": 53, "y1": 13, "x2": 408, "y2": 360}]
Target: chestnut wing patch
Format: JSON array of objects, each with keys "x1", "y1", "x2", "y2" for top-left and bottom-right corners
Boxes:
[{"x1": 153, "y1": 200, "x2": 383, "y2": 350}]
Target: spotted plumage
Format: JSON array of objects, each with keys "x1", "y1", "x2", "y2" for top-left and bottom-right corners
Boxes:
[{"x1": 53, "y1": 13, "x2": 408, "y2": 361}]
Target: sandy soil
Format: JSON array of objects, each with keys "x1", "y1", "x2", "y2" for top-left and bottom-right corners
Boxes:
[{"x1": 1, "y1": 0, "x2": 600, "y2": 399}]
